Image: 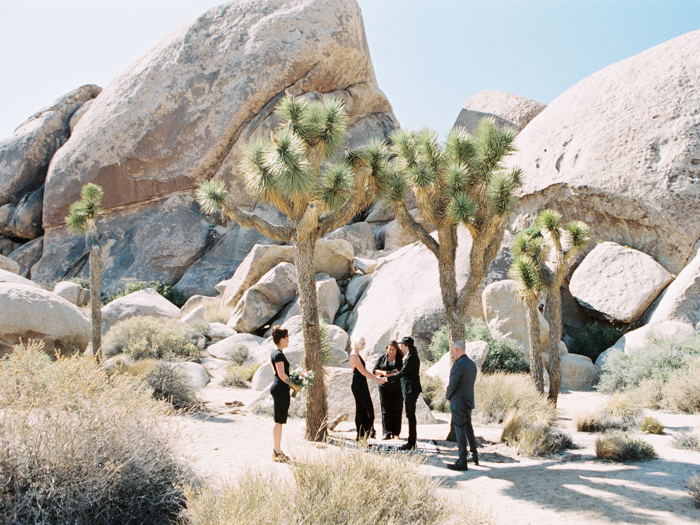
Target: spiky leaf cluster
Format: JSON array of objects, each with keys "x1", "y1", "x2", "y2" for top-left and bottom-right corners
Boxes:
[{"x1": 66, "y1": 183, "x2": 104, "y2": 235}]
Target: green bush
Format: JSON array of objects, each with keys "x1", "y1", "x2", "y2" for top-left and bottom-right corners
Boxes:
[
  {"x1": 104, "y1": 280, "x2": 187, "y2": 307},
  {"x1": 639, "y1": 417, "x2": 664, "y2": 434},
  {"x1": 68, "y1": 276, "x2": 90, "y2": 289},
  {"x1": 427, "y1": 318, "x2": 528, "y2": 374},
  {"x1": 568, "y1": 322, "x2": 622, "y2": 362},
  {"x1": 0, "y1": 342, "x2": 194, "y2": 524},
  {"x1": 661, "y1": 355, "x2": 700, "y2": 413},
  {"x1": 221, "y1": 364, "x2": 261, "y2": 388},
  {"x1": 597, "y1": 331, "x2": 700, "y2": 394},
  {"x1": 103, "y1": 316, "x2": 199, "y2": 360},
  {"x1": 146, "y1": 361, "x2": 199, "y2": 408},
  {"x1": 182, "y1": 447, "x2": 491, "y2": 525},
  {"x1": 228, "y1": 347, "x2": 249, "y2": 366},
  {"x1": 595, "y1": 433, "x2": 657, "y2": 461}
]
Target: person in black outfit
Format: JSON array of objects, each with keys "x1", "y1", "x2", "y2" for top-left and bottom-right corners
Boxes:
[
  {"x1": 373, "y1": 340, "x2": 404, "y2": 440},
  {"x1": 269, "y1": 326, "x2": 299, "y2": 462},
  {"x1": 389, "y1": 336, "x2": 422, "y2": 450},
  {"x1": 349, "y1": 336, "x2": 387, "y2": 440}
]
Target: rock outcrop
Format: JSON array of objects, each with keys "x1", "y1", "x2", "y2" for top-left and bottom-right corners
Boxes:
[
  {"x1": 101, "y1": 288, "x2": 180, "y2": 335},
  {"x1": 559, "y1": 354, "x2": 599, "y2": 390},
  {"x1": 647, "y1": 249, "x2": 700, "y2": 327},
  {"x1": 509, "y1": 29, "x2": 700, "y2": 274},
  {"x1": 453, "y1": 90, "x2": 545, "y2": 133}
]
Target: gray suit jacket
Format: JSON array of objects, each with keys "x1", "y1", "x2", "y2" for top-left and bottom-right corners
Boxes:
[{"x1": 445, "y1": 355, "x2": 477, "y2": 411}]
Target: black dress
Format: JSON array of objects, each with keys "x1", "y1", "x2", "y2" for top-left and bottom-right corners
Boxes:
[
  {"x1": 351, "y1": 354, "x2": 376, "y2": 440},
  {"x1": 373, "y1": 353, "x2": 404, "y2": 438},
  {"x1": 270, "y1": 348, "x2": 291, "y2": 424}
]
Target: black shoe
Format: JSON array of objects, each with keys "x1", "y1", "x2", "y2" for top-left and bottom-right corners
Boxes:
[
  {"x1": 469, "y1": 453, "x2": 479, "y2": 466},
  {"x1": 399, "y1": 442, "x2": 417, "y2": 451},
  {"x1": 382, "y1": 434, "x2": 392, "y2": 440},
  {"x1": 447, "y1": 461, "x2": 468, "y2": 471}
]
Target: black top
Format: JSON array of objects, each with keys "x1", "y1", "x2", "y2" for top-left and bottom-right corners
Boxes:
[
  {"x1": 352, "y1": 354, "x2": 368, "y2": 388},
  {"x1": 373, "y1": 353, "x2": 403, "y2": 392},
  {"x1": 389, "y1": 349, "x2": 422, "y2": 396},
  {"x1": 271, "y1": 348, "x2": 290, "y2": 380}
]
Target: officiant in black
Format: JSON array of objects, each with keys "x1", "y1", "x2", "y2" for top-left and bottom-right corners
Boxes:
[{"x1": 373, "y1": 340, "x2": 404, "y2": 440}]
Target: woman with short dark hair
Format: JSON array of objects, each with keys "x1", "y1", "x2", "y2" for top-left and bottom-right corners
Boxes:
[
  {"x1": 269, "y1": 326, "x2": 299, "y2": 462},
  {"x1": 373, "y1": 340, "x2": 404, "y2": 440}
]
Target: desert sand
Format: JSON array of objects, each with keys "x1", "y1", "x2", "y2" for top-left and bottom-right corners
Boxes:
[{"x1": 174, "y1": 367, "x2": 700, "y2": 525}]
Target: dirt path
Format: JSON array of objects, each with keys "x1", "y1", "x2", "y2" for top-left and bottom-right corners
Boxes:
[{"x1": 174, "y1": 368, "x2": 700, "y2": 525}]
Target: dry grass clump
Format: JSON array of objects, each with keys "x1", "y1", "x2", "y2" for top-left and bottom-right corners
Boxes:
[
  {"x1": 227, "y1": 346, "x2": 249, "y2": 366},
  {"x1": 575, "y1": 392, "x2": 641, "y2": 432},
  {"x1": 420, "y1": 374, "x2": 450, "y2": 412},
  {"x1": 182, "y1": 447, "x2": 492, "y2": 525},
  {"x1": 475, "y1": 372, "x2": 550, "y2": 424},
  {"x1": 202, "y1": 300, "x2": 233, "y2": 325},
  {"x1": 221, "y1": 363, "x2": 261, "y2": 388},
  {"x1": 673, "y1": 422, "x2": 700, "y2": 451},
  {"x1": 661, "y1": 355, "x2": 700, "y2": 413},
  {"x1": 500, "y1": 408, "x2": 572, "y2": 457},
  {"x1": 595, "y1": 433, "x2": 657, "y2": 461},
  {"x1": 103, "y1": 315, "x2": 199, "y2": 360},
  {"x1": 687, "y1": 473, "x2": 700, "y2": 508},
  {"x1": 0, "y1": 341, "x2": 194, "y2": 524},
  {"x1": 638, "y1": 416, "x2": 664, "y2": 434}
]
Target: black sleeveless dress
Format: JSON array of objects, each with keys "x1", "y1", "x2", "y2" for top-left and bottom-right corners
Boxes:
[
  {"x1": 270, "y1": 348, "x2": 290, "y2": 424},
  {"x1": 351, "y1": 354, "x2": 375, "y2": 440}
]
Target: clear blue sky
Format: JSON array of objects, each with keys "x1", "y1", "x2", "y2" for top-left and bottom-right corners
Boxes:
[{"x1": 1, "y1": 0, "x2": 699, "y2": 139}]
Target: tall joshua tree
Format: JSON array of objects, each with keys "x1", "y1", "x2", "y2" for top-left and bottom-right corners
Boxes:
[
  {"x1": 385, "y1": 119, "x2": 523, "y2": 349},
  {"x1": 66, "y1": 183, "x2": 104, "y2": 362},
  {"x1": 196, "y1": 95, "x2": 390, "y2": 441},
  {"x1": 534, "y1": 209, "x2": 589, "y2": 405},
  {"x1": 509, "y1": 228, "x2": 548, "y2": 393}
]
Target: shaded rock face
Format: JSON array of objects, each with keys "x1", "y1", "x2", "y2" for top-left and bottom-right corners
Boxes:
[
  {"x1": 32, "y1": 0, "x2": 395, "y2": 295},
  {"x1": 7, "y1": 237, "x2": 43, "y2": 278},
  {"x1": 0, "y1": 85, "x2": 101, "y2": 240},
  {"x1": 453, "y1": 90, "x2": 545, "y2": 133},
  {"x1": 647, "y1": 250, "x2": 700, "y2": 327},
  {"x1": 569, "y1": 242, "x2": 672, "y2": 324},
  {"x1": 509, "y1": 29, "x2": 700, "y2": 274}
]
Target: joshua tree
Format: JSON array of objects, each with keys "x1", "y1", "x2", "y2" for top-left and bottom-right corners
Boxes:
[
  {"x1": 385, "y1": 120, "x2": 523, "y2": 350},
  {"x1": 66, "y1": 183, "x2": 104, "y2": 362},
  {"x1": 509, "y1": 227, "x2": 548, "y2": 392},
  {"x1": 196, "y1": 95, "x2": 390, "y2": 441},
  {"x1": 534, "y1": 209, "x2": 589, "y2": 405}
]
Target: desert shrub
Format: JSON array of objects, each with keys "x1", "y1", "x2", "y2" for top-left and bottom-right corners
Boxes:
[
  {"x1": 0, "y1": 342, "x2": 194, "y2": 524},
  {"x1": 182, "y1": 447, "x2": 492, "y2": 525},
  {"x1": 575, "y1": 392, "x2": 641, "y2": 432},
  {"x1": 228, "y1": 346, "x2": 249, "y2": 366},
  {"x1": 688, "y1": 473, "x2": 700, "y2": 508},
  {"x1": 595, "y1": 433, "x2": 657, "y2": 461},
  {"x1": 568, "y1": 322, "x2": 622, "y2": 362},
  {"x1": 674, "y1": 432, "x2": 700, "y2": 451},
  {"x1": 68, "y1": 276, "x2": 90, "y2": 289},
  {"x1": 597, "y1": 331, "x2": 700, "y2": 394},
  {"x1": 104, "y1": 280, "x2": 186, "y2": 307},
  {"x1": 474, "y1": 372, "x2": 552, "y2": 424},
  {"x1": 661, "y1": 355, "x2": 700, "y2": 413},
  {"x1": 146, "y1": 361, "x2": 198, "y2": 408},
  {"x1": 427, "y1": 318, "x2": 527, "y2": 373},
  {"x1": 628, "y1": 378, "x2": 664, "y2": 410},
  {"x1": 103, "y1": 316, "x2": 199, "y2": 360},
  {"x1": 639, "y1": 416, "x2": 664, "y2": 434},
  {"x1": 420, "y1": 374, "x2": 449, "y2": 412},
  {"x1": 221, "y1": 364, "x2": 261, "y2": 388}
]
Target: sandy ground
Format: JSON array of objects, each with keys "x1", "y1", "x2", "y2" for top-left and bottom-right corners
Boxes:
[{"x1": 174, "y1": 367, "x2": 700, "y2": 525}]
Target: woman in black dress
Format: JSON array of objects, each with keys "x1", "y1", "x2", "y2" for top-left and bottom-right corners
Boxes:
[
  {"x1": 269, "y1": 326, "x2": 299, "y2": 462},
  {"x1": 373, "y1": 340, "x2": 404, "y2": 440},
  {"x1": 349, "y1": 336, "x2": 386, "y2": 440}
]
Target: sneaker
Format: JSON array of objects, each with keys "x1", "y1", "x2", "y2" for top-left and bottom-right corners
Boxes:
[{"x1": 447, "y1": 461, "x2": 468, "y2": 471}]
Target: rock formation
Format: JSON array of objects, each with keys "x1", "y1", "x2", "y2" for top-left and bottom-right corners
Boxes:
[{"x1": 453, "y1": 90, "x2": 545, "y2": 133}]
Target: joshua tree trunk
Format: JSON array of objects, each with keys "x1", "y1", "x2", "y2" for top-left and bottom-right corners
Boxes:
[
  {"x1": 545, "y1": 282, "x2": 563, "y2": 405},
  {"x1": 524, "y1": 295, "x2": 544, "y2": 393},
  {"x1": 86, "y1": 227, "x2": 102, "y2": 363},
  {"x1": 294, "y1": 235, "x2": 327, "y2": 441}
]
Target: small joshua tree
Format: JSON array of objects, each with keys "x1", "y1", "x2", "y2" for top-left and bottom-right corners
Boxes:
[
  {"x1": 510, "y1": 210, "x2": 589, "y2": 404},
  {"x1": 66, "y1": 183, "x2": 104, "y2": 362},
  {"x1": 196, "y1": 95, "x2": 390, "y2": 441},
  {"x1": 385, "y1": 120, "x2": 523, "y2": 350}
]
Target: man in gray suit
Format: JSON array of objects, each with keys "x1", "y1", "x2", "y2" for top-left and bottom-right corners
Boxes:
[{"x1": 445, "y1": 341, "x2": 479, "y2": 471}]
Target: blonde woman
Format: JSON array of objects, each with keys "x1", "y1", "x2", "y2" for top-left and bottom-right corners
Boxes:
[{"x1": 349, "y1": 336, "x2": 386, "y2": 440}]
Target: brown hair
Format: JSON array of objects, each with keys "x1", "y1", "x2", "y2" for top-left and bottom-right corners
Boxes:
[{"x1": 271, "y1": 326, "x2": 289, "y2": 345}]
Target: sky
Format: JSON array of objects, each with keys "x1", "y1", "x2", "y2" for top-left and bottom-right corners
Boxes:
[{"x1": 1, "y1": 0, "x2": 699, "y2": 139}]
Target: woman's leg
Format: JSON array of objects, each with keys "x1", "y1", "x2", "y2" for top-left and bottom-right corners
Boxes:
[{"x1": 273, "y1": 422, "x2": 283, "y2": 452}]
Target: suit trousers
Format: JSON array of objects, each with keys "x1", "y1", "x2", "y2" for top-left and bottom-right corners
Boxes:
[
  {"x1": 404, "y1": 394, "x2": 418, "y2": 445},
  {"x1": 452, "y1": 407, "x2": 477, "y2": 464}
]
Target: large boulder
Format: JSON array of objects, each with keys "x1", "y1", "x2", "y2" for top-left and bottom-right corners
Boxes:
[
  {"x1": 569, "y1": 242, "x2": 672, "y2": 324},
  {"x1": 345, "y1": 273, "x2": 372, "y2": 308},
  {"x1": 7, "y1": 237, "x2": 43, "y2": 278},
  {"x1": 207, "y1": 333, "x2": 266, "y2": 363},
  {"x1": 101, "y1": 288, "x2": 180, "y2": 335},
  {"x1": 0, "y1": 283, "x2": 90, "y2": 355},
  {"x1": 0, "y1": 268, "x2": 41, "y2": 288},
  {"x1": 349, "y1": 229, "x2": 512, "y2": 363},
  {"x1": 560, "y1": 354, "x2": 599, "y2": 390},
  {"x1": 227, "y1": 262, "x2": 297, "y2": 333},
  {"x1": 0, "y1": 254, "x2": 19, "y2": 274},
  {"x1": 509, "y1": 29, "x2": 700, "y2": 275},
  {"x1": 482, "y1": 279, "x2": 549, "y2": 363},
  {"x1": 424, "y1": 341, "x2": 490, "y2": 386},
  {"x1": 647, "y1": 249, "x2": 700, "y2": 327},
  {"x1": 180, "y1": 295, "x2": 219, "y2": 317},
  {"x1": 379, "y1": 209, "x2": 434, "y2": 251},
  {"x1": 53, "y1": 281, "x2": 89, "y2": 307},
  {"x1": 164, "y1": 361, "x2": 210, "y2": 390},
  {"x1": 220, "y1": 239, "x2": 354, "y2": 308},
  {"x1": 325, "y1": 221, "x2": 377, "y2": 255},
  {"x1": 453, "y1": 90, "x2": 545, "y2": 133},
  {"x1": 277, "y1": 275, "x2": 341, "y2": 326},
  {"x1": 36, "y1": 0, "x2": 395, "y2": 293}
]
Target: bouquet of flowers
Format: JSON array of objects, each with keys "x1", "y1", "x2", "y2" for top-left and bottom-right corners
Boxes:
[{"x1": 289, "y1": 367, "x2": 315, "y2": 398}]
